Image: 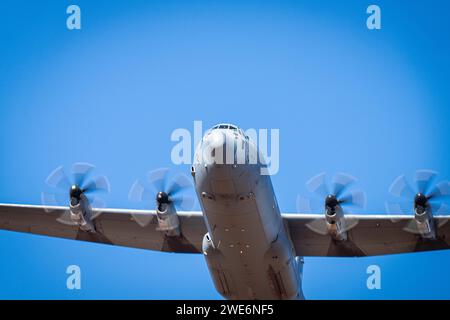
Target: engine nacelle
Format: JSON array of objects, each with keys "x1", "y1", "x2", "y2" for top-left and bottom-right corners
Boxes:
[
  {"x1": 413, "y1": 193, "x2": 436, "y2": 239},
  {"x1": 414, "y1": 207, "x2": 436, "y2": 239},
  {"x1": 156, "y1": 204, "x2": 180, "y2": 237},
  {"x1": 69, "y1": 195, "x2": 96, "y2": 232},
  {"x1": 325, "y1": 208, "x2": 348, "y2": 241}
]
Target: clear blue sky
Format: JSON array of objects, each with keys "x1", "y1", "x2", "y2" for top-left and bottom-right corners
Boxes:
[{"x1": 1, "y1": 0, "x2": 450, "y2": 299}]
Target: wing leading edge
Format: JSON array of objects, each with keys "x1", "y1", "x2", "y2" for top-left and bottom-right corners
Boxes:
[
  {"x1": 283, "y1": 213, "x2": 450, "y2": 257},
  {"x1": 0, "y1": 203, "x2": 206, "y2": 253}
]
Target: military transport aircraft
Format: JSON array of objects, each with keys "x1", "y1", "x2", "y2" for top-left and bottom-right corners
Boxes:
[{"x1": 1, "y1": 123, "x2": 450, "y2": 299}]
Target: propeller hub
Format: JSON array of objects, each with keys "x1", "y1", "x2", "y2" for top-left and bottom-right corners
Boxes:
[
  {"x1": 156, "y1": 191, "x2": 170, "y2": 205},
  {"x1": 325, "y1": 194, "x2": 339, "y2": 209},
  {"x1": 414, "y1": 193, "x2": 428, "y2": 210},
  {"x1": 70, "y1": 185, "x2": 83, "y2": 200}
]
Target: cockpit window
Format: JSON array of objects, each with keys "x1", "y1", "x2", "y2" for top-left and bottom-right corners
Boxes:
[{"x1": 211, "y1": 124, "x2": 240, "y2": 131}]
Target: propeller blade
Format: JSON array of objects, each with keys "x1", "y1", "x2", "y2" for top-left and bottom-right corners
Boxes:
[
  {"x1": 415, "y1": 170, "x2": 438, "y2": 194},
  {"x1": 296, "y1": 195, "x2": 313, "y2": 213},
  {"x1": 45, "y1": 166, "x2": 71, "y2": 190},
  {"x1": 41, "y1": 192, "x2": 67, "y2": 211},
  {"x1": 306, "y1": 172, "x2": 329, "y2": 198},
  {"x1": 56, "y1": 211, "x2": 77, "y2": 226},
  {"x1": 89, "y1": 198, "x2": 107, "y2": 220},
  {"x1": 385, "y1": 201, "x2": 408, "y2": 215},
  {"x1": 306, "y1": 215, "x2": 359, "y2": 235},
  {"x1": 71, "y1": 162, "x2": 95, "y2": 188},
  {"x1": 172, "y1": 195, "x2": 195, "y2": 211},
  {"x1": 403, "y1": 220, "x2": 421, "y2": 235},
  {"x1": 340, "y1": 190, "x2": 366, "y2": 208},
  {"x1": 89, "y1": 197, "x2": 106, "y2": 208},
  {"x1": 428, "y1": 181, "x2": 450, "y2": 200},
  {"x1": 305, "y1": 218, "x2": 329, "y2": 235},
  {"x1": 40, "y1": 192, "x2": 59, "y2": 206},
  {"x1": 128, "y1": 180, "x2": 146, "y2": 202},
  {"x1": 344, "y1": 219, "x2": 359, "y2": 232},
  {"x1": 433, "y1": 204, "x2": 450, "y2": 228},
  {"x1": 83, "y1": 176, "x2": 110, "y2": 194},
  {"x1": 296, "y1": 195, "x2": 325, "y2": 214},
  {"x1": 132, "y1": 212, "x2": 155, "y2": 227},
  {"x1": 332, "y1": 173, "x2": 356, "y2": 198},
  {"x1": 429, "y1": 201, "x2": 450, "y2": 215},
  {"x1": 167, "y1": 174, "x2": 192, "y2": 196},
  {"x1": 389, "y1": 174, "x2": 415, "y2": 199},
  {"x1": 147, "y1": 168, "x2": 170, "y2": 192}
]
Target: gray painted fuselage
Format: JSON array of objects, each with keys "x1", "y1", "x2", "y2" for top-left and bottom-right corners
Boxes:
[{"x1": 192, "y1": 126, "x2": 302, "y2": 300}]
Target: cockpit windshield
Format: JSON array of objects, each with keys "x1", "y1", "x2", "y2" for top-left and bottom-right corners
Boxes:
[
  {"x1": 212, "y1": 124, "x2": 238, "y2": 130},
  {"x1": 208, "y1": 124, "x2": 246, "y2": 138}
]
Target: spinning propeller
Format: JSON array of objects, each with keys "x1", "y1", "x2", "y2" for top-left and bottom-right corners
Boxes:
[
  {"x1": 41, "y1": 162, "x2": 110, "y2": 225},
  {"x1": 297, "y1": 172, "x2": 366, "y2": 235},
  {"x1": 386, "y1": 169, "x2": 450, "y2": 233},
  {"x1": 128, "y1": 168, "x2": 196, "y2": 227}
]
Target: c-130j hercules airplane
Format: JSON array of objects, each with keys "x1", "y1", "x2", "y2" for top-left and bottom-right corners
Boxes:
[{"x1": 1, "y1": 123, "x2": 450, "y2": 300}]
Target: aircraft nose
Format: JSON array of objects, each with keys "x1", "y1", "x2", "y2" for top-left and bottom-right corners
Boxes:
[
  {"x1": 200, "y1": 129, "x2": 236, "y2": 166},
  {"x1": 204, "y1": 130, "x2": 227, "y2": 150}
]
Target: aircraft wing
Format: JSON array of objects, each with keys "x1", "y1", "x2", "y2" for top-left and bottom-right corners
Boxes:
[
  {"x1": 0, "y1": 203, "x2": 206, "y2": 253},
  {"x1": 3, "y1": 203, "x2": 450, "y2": 257},
  {"x1": 283, "y1": 213, "x2": 450, "y2": 257}
]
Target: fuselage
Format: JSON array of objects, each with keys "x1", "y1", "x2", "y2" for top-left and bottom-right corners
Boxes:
[{"x1": 191, "y1": 124, "x2": 302, "y2": 300}]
